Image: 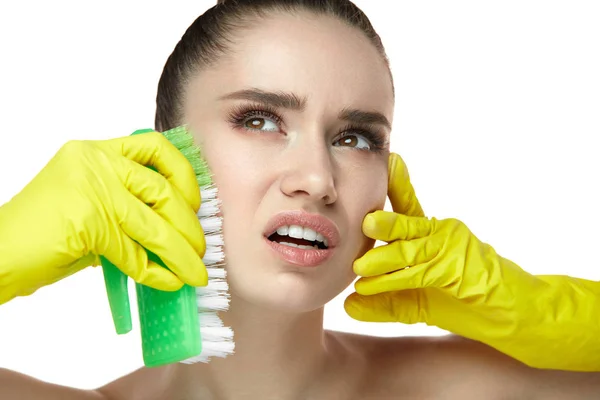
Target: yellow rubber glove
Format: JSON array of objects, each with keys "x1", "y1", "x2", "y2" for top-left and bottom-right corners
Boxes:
[
  {"x1": 0, "y1": 132, "x2": 208, "y2": 305},
  {"x1": 345, "y1": 152, "x2": 600, "y2": 371}
]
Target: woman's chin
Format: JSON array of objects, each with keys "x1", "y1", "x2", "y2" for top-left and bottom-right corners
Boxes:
[{"x1": 227, "y1": 272, "x2": 342, "y2": 314}]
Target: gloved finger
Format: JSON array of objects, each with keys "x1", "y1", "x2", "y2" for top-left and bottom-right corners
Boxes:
[
  {"x1": 345, "y1": 288, "x2": 457, "y2": 328},
  {"x1": 388, "y1": 153, "x2": 425, "y2": 217},
  {"x1": 355, "y1": 215, "x2": 445, "y2": 278},
  {"x1": 344, "y1": 290, "x2": 430, "y2": 324},
  {"x1": 353, "y1": 238, "x2": 419, "y2": 277},
  {"x1": 94, "y1": 130, "x2": 201, "y2": 213},
  {"x1": 362, "y1": 210, "x2": 435, "y2": 242},
  {"x1": 101, "y1": 226, "x2": 184, "y2": 291},
  {"x1": 115, "y1": 155, "x2": 206, "y2": 257},
  {"x1": 354, "y1": 250, "x2": 453, "y2": 296},
  {"x1": 113, "y1": 186, "x2": 208, "y2": 287},
  {"x1": 111, "y1": 161, "x2": 208, "y2": 287}
]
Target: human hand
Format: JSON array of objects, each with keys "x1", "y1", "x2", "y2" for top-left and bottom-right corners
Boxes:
[
  {"x1": 344, "y1": 152, "x2": 600, "y2": 371},
  {"x1": 0, "y1": 132, "x2": 207, "y2": 305}
]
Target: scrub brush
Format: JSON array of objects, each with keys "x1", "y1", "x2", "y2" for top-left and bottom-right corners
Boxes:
[{"x1": 99, "y1": 125, "x2": 234, "y2": 367}]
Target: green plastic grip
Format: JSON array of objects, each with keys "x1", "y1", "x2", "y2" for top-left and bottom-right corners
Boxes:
[
  {"x1": 100, "y1": 128, "x2": 154, "y2": 336},
  {"x1": 101, "y1": 127, "x2": 202, "y2": 367},
  {"x1": 101, "y1": 256, "x2": 132, "y2": 334}
]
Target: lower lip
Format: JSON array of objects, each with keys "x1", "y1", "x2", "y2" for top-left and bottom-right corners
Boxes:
[{"x1": 263, "y1": 237, "x2": 335, "y2": 267}]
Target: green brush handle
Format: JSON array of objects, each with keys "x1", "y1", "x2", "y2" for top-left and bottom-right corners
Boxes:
[
  {"x1": 100, "y1": 129, "x2": 156, "y2": 335},
  {"x1": 101, "y1": 128, "x2": 157, "y2": 335},
  {"x1": 102, "y1": 127, "x2": 202, "y2": 367},
  {"x1": 101, "y1": 256, "x2": 132, "y2": 334}
]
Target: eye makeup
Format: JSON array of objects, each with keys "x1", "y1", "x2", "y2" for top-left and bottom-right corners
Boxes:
[{"x1": 226, "y1": 102, "x2": 389, "y2": 153}]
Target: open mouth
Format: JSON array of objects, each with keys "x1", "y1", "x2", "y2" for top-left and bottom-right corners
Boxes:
[
  {"x1": 263, "y1": 211, "x2": 339, "y2": 267},
  {"x1": 267, "y1": 225, "x2": 329, "y2": 250}
]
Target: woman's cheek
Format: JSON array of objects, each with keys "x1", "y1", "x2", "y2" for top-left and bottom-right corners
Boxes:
[{"x1": 356, "y1": 163, "x2": 388, "y2": 248}]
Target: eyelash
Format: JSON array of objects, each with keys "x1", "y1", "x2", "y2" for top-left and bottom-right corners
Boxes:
[{"x1": 226, "y1": 103, "x2": 388, "y2": 153}]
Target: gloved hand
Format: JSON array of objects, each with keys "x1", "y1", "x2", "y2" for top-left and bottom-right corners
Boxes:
[
  {"x1": 0, "y1": 132, "x2": 208, "y2": 305},
  {"x1": 345, "y1": 152, "x2": 600, "y2": 372}
]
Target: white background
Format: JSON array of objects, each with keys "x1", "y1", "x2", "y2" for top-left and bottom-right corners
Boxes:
[{"x1": 0, "y1": 0, "x2": 599, "y2": 390}]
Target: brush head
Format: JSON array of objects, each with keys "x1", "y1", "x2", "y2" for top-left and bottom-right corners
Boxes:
[
  {"x1": 162, "y1": 126, "x2": 212, "y2": 188},
  {"x1": 135, "y1": 126, "x2": 234, "y2": 367}
]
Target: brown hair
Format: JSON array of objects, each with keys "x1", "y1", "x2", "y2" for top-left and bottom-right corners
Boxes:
[{"x1": 155, "y1": 0, "x2": 392, "y2": 131}]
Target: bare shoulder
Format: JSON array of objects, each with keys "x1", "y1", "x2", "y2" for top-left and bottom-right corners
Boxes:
[
  {"x1": 96, "y1": 365, "x2": 176, "y2": 400},
  {"x1": 0, "y1": 368, "x2": 106, "y2": 400},
  {"x1": 0, "y1": 362, "x2": 178, "y2": 400},
  {"x1": 327, "y1": 331, "x2": 600, "y2": 400}
]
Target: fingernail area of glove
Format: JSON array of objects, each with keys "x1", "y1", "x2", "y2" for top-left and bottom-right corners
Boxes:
[
  {"x1": 352, "y1": 257, "x2": 369, "y2": 276},
  {"x1": 354, "y1": 280, "x2": 372, "y2": 296},
  {"x1": 362, "y1": 213, "x2": 379, "y2": 235},
  {"x1": 363, "y1": 211, "x2": 399, "y2": 239}
]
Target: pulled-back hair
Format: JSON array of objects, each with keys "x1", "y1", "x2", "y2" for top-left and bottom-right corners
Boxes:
[{"x1": 155, "y1": 0, "x2": 392, "y2": 131}]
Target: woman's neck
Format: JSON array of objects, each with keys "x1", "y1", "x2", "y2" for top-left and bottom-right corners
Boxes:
[{"x1": 175, "y1": 293, "x2": 340, "y2": 399}]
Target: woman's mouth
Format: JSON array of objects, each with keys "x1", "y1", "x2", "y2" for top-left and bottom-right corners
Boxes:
[
  {"x1": 263, "y1": 210, "x2": 340, "y2": 267},
  {"x1": 263, "y1": 237, "x2": 335, "y2": 267},
  {"x1": 267, "y1": 225, "x2": 329, "y2": 250}
]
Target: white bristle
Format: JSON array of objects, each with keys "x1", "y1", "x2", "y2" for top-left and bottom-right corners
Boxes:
[
  {"x1": 196, "y1": 280, "x2": 229, "y2": 294},
  {"x1": 180, "y1": 333, "x2": 236, "y2": 364},
  {"x1": 197, "y1": 297, "x2": 230, "y2": 311},
  {"x1": 197, "y1": 200, "x2": 221, "y2": 219},
  {"x1": 204, "y1": 234, "x2": 224, "y2": 248},
  {"x1": 197, "y1": 293, "x2": 230, "y2": 311},
  {"x1": 197, "y1": 303, "x2": 230, "y2": 314},
  {"x1": 200, "y1": 216, "x2": 222, "y2": 233},
  {"x1": 180, "y1": 183, "x2": 234, "y2": 364},
  {"x1": 199, "y1": 326, "x2": 235, "y2": 342},
  {"x1": 200, "y1": 187, "x2": 219, "y2": 201},
  {"x1": 195, "y1": 312, "x2": 225, "y2": 327},
  {"x1": 203, "y1": 251, "x2": 225, "y2": 266},
  {"x1": 205, "y1": 267, "x2": 226, "y2": 279}
]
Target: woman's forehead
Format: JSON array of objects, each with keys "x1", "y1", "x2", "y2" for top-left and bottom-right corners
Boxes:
[{"x1": 188, "y1": 13, "x2": 394, "y2": 118}]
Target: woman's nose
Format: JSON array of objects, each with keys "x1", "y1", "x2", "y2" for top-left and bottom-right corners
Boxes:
[{"x1": 279, "y1": 141, "x2": 338, "y2": 205}]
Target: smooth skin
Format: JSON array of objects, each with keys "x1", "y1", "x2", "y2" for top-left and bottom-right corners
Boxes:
[{"x1": 1, "y1": 10, "x2": 599, "y2": 400}]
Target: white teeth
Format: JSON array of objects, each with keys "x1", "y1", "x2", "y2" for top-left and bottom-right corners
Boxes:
[
  {"x1": 302, "y1": 228, "x2": 317, "y2": 242},
  {"x1": 273, "y1": 225, "x2": 329, "y2": 247},
  {"x1": 288, "y1": 225, "x2": 304, "y2": 239},
  {"x1": 298, "y1": 244, "x2": 318, "y2": 250},
  {"x1": 280, "y1": 242, "x2": 319, "y2": 250}
]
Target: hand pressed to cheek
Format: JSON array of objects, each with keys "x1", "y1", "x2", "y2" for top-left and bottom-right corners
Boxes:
[
  {"x1": 344, "y1": 152, "x2": 433, "y2": 312},
  {"x1": 352, "y1": 212, "x2": 450, "y2": 295},
  {"x1": 344, "y1": 211, "x2": 532, "y2": 325},
  {"x1": 346, "y1": 152, "x2": 433, "y2": 287},
  {"x1": 342, "y1": 212, "x2": 457, "y2": 324}
]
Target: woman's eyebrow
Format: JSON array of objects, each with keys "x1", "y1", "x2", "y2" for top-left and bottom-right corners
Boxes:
[
  {"x1": 219, "y1": 88, "x2": 391, "y2": 130},
  {"x1": 339, "y1": 107, "x2": 391, "y2": 130},
  {"x1": 219, "y1": 88, "x2": 307, "y2": 110}
]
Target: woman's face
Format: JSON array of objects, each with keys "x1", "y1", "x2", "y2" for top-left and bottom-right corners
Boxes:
[{"x1": 183, "y1": 12, "x2": 394, "y2": 313}]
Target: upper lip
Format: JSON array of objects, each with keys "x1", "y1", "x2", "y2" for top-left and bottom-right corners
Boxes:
[{"x1": 263, "y1": 210, "x2": 341, "y2": 248}]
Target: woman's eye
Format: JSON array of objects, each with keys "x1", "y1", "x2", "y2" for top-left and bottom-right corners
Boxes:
[
  {"x1": 244, "y1": 117, "x2": 279, "y2": 132},
  {"x1": 334, "y1": 133, "x2": 371, "y2": 150}
]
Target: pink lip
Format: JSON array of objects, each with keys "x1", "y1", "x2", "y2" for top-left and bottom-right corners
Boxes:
[
  {"x1": 263, "y1": 210, "x2": 341, "y2": 267},
  {"x1": 263, "y1": 239, "x2": 335, "y2": 267}
]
